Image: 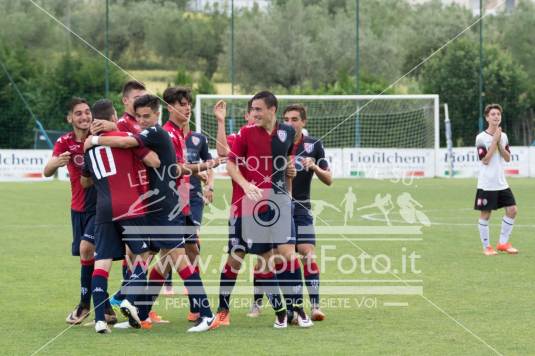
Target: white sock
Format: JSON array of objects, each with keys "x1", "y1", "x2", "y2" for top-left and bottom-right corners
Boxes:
[
  {"x1": 478, "y1": 219, "x2": 490, "y2": 248},
  {"x1": 499, "y1": 216, "x2": 515, "y2": 245}
]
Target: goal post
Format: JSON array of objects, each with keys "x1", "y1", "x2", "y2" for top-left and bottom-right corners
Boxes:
[{"x1": 194, "y1": 94, "x2": 440, "y2": 176}]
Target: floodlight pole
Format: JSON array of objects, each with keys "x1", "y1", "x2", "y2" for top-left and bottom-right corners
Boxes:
[
  {"x1": 230, "y1": 0, "x2": 235, "y2": 95},
  {"x1": 354, "y1": 0, "x2": 361, "y2": 147},
  {"x1": 355, "y1": 0, "x2": 360, "y2": 94},
  {"x1": 478, "y1": 0, "x2": 484, "y2": 132},
  {"x1": 104, "y1": 0, "x2": 110, "y2": 98}
]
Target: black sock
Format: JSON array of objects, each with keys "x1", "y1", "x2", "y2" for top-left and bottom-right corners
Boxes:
[
  {"x1": 218, "y1": 263, "x2": 238, "y2": 311},
  {"x1": 277, "y1": 258, "x2": 304, "y2": 310},
  {"x1": 252, "y1": 275, "x2": 264, "y2": 306},
  {"x1": 256, "y1": 271, "x2": 285, "y2": 312},
  {"x1": 80, "y1": 258, "x2": 94, "y2": 306},
  {"x1": 125, "y1": 262, "x2": 147, "y2": 307},
  {"x1": 92, "y1": 269, "x2": 109, "y2": 322},
  {"x1": 304, "y1": 261, "x2": 320, "y2": 308},
  {"x1": 180, "y1": 266, "x2": 212, "y2": 318}
]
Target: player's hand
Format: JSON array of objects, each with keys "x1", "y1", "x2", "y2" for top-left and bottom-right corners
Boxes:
[
  {"x1": 243, "y1": 182, "x2": 263, "y2": 201},
  {"x1": 214, "y1": 100, "x2": 227, "y2": 123},
  {"x1": 84, "y1": 135, "x2": 94, "y2": 152},
  {"x1": 286, "y1": 160, "x2": 297, "y2": 178},
  {"x1": 302, "y1": 157, "x2": 317, "y2": 172},
  {"x1": 208, "y1": 157, "x2": 225, "y2": 169},
  {"x1": 493, "y1": 127, "x2": 502, "y2": 142},
  {"x1": 91, "y1": 119, "x2": 117, "y2": 135},
  {"x1": 55, "y1": 151, "x2": 71, "y2": 167},
  {"x1": 203, "y1": 187, "x2": 214, "y2": 204},
  {"x1": 196, "y1": 171, "x2": 208, "y2": 183}
]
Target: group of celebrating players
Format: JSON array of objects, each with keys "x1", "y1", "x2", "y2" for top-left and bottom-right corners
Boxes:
[
  {"x1": 44, "y1": 77, "x2": 519, "y2": 335},
  {"x1": 44, "y1": 81, "x2": 332, "y2": 334}
]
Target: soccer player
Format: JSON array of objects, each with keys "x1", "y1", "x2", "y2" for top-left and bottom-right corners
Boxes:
[
  {"x1": 82, "y1": 99, "x2": 160, "y2": 334},
  {"x1": 43, "y1": 97, "x2": 115, "y2": 325},
  {"x1": 212, "y1": 99, "x2": 258, "y2": 324},
  {"x1": 85, "y1": 94, "x2": 217, "y2": 332},
  {"x1": 474, "y1": 104, "x2": 518, "y2": 256},
  {"x1": 213, "y1": 91, "x2": 313, "y2": 329},
  {"x1": 162, "y1": 86, "x2": 216, "y2": 322},
  {"x1": 90, "y1": 81, "x2": 159, "y2": 311},
  {"x1": 282, "y1": 104, "x2": 331, "y2": 321},
  {"x1": 117, "y1": 80, "x2": 146, "y2": 133}
]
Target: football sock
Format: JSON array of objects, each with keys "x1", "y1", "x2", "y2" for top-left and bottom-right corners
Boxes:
[
  {"x1": 303, "y1": 260, "x2": 320, "y2": 309},
  {"x1": 218, "y1": 263, "x2": 238, "y2": 311},
  {"x1": 179, "y1": 265, "x2": 212, "y2": 318},
  {"x1": 92, "y1": 269, "x2": 109, "y2": 322},
  {"x1": 499, "y1": 216, "x2": 515, "y2": 244},
  {"x1": 478, "y1": 218, "x2": 490, "y2": 248},
  {"x1": 80, "y1": 258, "x2": 94, "y2": 306}
]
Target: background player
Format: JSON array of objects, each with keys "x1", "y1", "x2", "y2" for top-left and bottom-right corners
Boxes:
[
  {"x1": 282, "y1": 104, "x2": 331, "y2": 321},
  {"x1": 474, "y1": 104, "x2": 518, "y2": 256},
  {"x1": 117, "y1": 80, "x2": 147, "y2": 133},
  {"x1": 43, "y1": 98, "x2": 116, "y2": 325}
]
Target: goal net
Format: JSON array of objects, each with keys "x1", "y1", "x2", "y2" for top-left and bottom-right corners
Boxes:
[{"x1": 194, "y1": 95, "x2": 439, "y2": 150}]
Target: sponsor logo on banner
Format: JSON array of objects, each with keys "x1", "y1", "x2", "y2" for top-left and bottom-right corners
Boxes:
[
  {"x1": 437, "y1": 146, "x2": 529, "y2": 178},
  {"x1": 0, "y1": 150, "x2": 54, "y2": 181},
  {"x1": 277, "y1": 130, "x2": 287, "y2": 143},
  {"x1": 342, "y1": 148, "x2": 434, "y2": 179}
]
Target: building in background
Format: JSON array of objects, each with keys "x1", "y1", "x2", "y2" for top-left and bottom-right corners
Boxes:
[{"x1": 189, "y1": 0, "x2": 270, "y2": 12}]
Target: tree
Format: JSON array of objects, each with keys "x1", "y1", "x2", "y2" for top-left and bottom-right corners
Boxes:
[
  {"x1": 421, "y1": 38, "x2": 528, "y2": 146},
  {"x1": 0, "y1": 48, "x2": 39, "y2": 148}
]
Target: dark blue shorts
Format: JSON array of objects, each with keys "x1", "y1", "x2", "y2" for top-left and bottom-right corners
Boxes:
[
  {"x1": 94, "y1": 217, "x2": 150, "y2": 261},
  {"x1": 227, "y1": 212, "x2": 295, "y2": 255},
  {"x1": 294, "y1": 213, "x2": 315, "y2": 245},
  {"x1": 177, "y1": 213, "x2": 198, "y2": 245},
  {"x1": 189, "y1": 194, "x2": 204, "y2": 227},
  {"x1": 147, "y1": 213, "x2": 185, "y2": 251},
  {"x1": 71, "y1": 210, "x2": 95, "y2": 256}
]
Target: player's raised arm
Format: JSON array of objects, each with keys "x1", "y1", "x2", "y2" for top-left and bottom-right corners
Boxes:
[
  {"x1": 214, "y1": 100, "x2": 230, "y2": 157},
  {"x1": 84, "y1": 134, "x2": 139, "y2": 151},
  {"x1": 497, "y1": 132, "x2": 511, "y2": 162},
  {"x1": 479, "y1": 127, "x2": 501, "y2": 165},
  {"x1": 90, "y1": 119, "x2": 117, "y2": 135}
]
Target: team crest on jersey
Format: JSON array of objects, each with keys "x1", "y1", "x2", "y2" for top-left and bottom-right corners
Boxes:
[
  {"x1": 304, "y1": 142, "x2": 314, "y2": 153},
  {"x1": 277, "y1": 130, "x2": 287, "y2": 143},
  {"x1": 191, "y1": 136, "x2": 200, "y2": 146}
]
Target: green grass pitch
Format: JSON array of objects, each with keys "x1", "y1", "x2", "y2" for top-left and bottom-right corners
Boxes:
[{"x1": 1, "y1": 178, "x2": 533, "y2": 355}]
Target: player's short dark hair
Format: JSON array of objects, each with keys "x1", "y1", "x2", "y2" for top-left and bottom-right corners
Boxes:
[
  {"x1": 122, "y1": 80, "x2": 146, "y2": 98},
  {"x1": 91, "y1": 99, "x2": 115, "y2": 121},
  {"x1": 252, "y1": 91, "x2": 278, "y2": 111},
  {"x1": 484, "y1": 103, "x2": 503, "y2": 117},
  {"x1": 134, "y1": 94, "x2": 160, "y2": 113},
  {"x1": 163, "y1": 86, "x2": 192, "y2": 105},
  {"x1": 67, "y1": 97, "x2": 89, "y2": 113},
  {"x1": 283, "y1": 104, "x2": 307, "y2": 121}
]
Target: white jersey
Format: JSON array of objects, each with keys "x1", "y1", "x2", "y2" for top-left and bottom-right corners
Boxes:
[{"x1": 475, "y1": 131, "x2": 509, "y2": 191}]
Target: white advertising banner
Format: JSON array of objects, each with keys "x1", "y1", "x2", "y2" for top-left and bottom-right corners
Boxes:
[
  {"x1": 323, "y1": 148, "x2": 343, "y2": 179},
  {"x1": 341, "y1": 148, "x2": 435, "y2": 179},
  {"x1": 437, "y1": 146, "x2": 530, "y2": 178},
  {"x1": 0, "y1": 149, "x2": 53, "y2": 181}
]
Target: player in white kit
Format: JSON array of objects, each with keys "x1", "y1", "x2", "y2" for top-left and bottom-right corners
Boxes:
[{"x1": 474, "y1": 104, "x2": 518, "y2": 256}]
